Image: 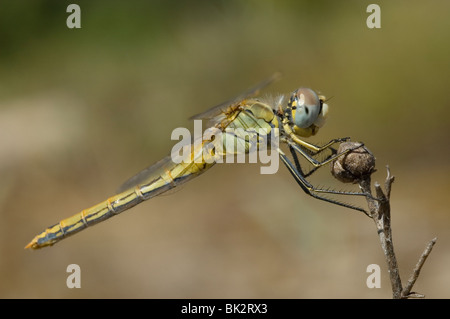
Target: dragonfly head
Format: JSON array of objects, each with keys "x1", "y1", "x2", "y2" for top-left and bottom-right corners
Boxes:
[{"x1": 287, "y1": 88, "x2": 328, "y2": 136}]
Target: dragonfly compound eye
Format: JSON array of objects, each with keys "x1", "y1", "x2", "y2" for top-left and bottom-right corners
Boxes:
[{"x1": 291, "y1": 88, "x2": 321, "y2": 128}]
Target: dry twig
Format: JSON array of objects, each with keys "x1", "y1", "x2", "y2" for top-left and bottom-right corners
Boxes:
[{"x1": 332, "y1": 142, "x2": 437, "y2": 299}]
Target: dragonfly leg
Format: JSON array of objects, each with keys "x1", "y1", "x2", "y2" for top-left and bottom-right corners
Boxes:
[
  {"x1": 288, "y1": 145, "x2": 304, "y2": 175},
  {"x1": 288, "y1": 141, "x2": 380, "y2": 201},
  {"x1": 288, "y1": 145, "x2": 332, "y2": 178},
  {"x1": 279, "y1": 150, "x2": 370, "y2": 216},
  {"x1": 289, "y1": 135, "x2": 350, "y2": 153},
  {"x1": 288, "y1": 140, "x2": 364, "y2": 169},
  {"x1": 309, "y1": 137, "x2": 351, "y2": 153}
]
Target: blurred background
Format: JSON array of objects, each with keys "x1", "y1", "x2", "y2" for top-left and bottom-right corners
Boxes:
[{"x1": 0, "y1": 0, "x2": 449, "y2": 298}]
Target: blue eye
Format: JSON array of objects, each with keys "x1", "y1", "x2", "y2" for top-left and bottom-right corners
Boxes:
[{"x1": 291, "y1": 88, "x2": 321, "y2": 128}]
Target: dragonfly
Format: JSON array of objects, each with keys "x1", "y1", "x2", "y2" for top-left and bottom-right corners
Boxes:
[{"x1": 26, "y1": 73, "x2": 369, "y2": 250}]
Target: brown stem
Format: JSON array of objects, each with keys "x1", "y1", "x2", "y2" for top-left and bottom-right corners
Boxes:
[
  {"x1": 359, "y1": 170, "x2": 402, "y2": 299},
  {"x1": 401, "y1": 237, "x2": 437, "y2": 298},
  {"x1": 333, "y1": 143, "x2": 437, "y2": 298}
]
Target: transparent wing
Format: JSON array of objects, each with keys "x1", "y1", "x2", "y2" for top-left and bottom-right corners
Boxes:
[
  {"x1": 118, "y1": 73, "x2": 281, "y2": 193},
  {"x1": 117, "y1": 156, "x2": 176, "y2": 193},
  {"x1": 190, "y1": 73, "x2": 281, "y2": 125}
]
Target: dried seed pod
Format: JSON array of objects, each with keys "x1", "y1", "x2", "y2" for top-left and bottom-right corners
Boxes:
[{"x1": 331, "y1": 142, "x2": 376, "y2": 183}]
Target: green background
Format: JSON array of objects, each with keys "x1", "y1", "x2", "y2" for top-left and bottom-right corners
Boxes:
[{"x1": 0, "y1": 0, "x2": 449, "y2": 298}]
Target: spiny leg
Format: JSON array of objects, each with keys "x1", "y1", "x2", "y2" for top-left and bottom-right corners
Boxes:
[
  {"x1": 289, "y1": 142, "x2": 380, "y2": 202},
  {"x1": 303, "y1": 153, "x2": 334, "y2": 178},
  {"x1": 281, "y1": 151, "x2": 367, "y2": 198},
  {"x1": 288, "y1": 145, "x2": 305, "y2": 175},
  {"x1": 288, "y1": 140, "x2": 364, "y2": 169},
  {"x1": 287, "y1": 141, "x2": 380, "y2": 203},
  {"x1": 279, "y1": 150, "x2": 370, "y2": 216},
  {"x1": 289, "y1": 144, "x2": 338, "y2": 178},
  {"x1": 289, "y1": 136, "x2": 350, "y2": 154},
  {"x1": 309, "y1": 137, "x2": 350, "y2": 153}
]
